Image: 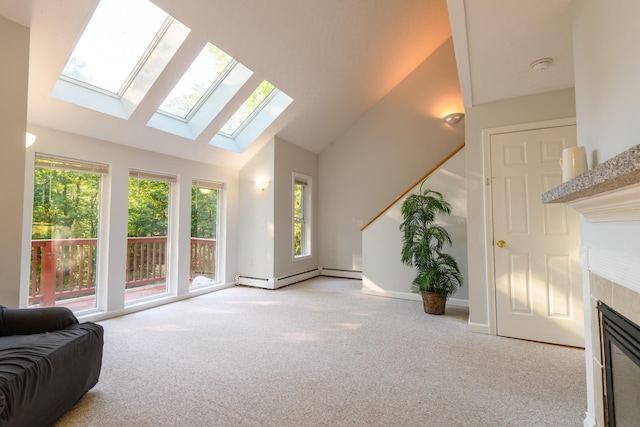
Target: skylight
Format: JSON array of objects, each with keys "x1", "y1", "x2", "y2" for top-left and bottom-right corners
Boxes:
[
  {"x1": 158, "y1": 43, "x2": 234, "y2": 120},
  {"x1": 219, "y1": 80, "x2": 276, "y2": 136},
  {"x1": 61, "y1": 0, "x2": 170, "y2": 96},
  {"x1": 52, "y1": 0, "x2": 190, "y2": 119},
  {"x1": 53, "y1": 0, "x2": 293, "y2": 152},
  {"x1": 209, "y1": 81, "x2": 293, "y2": 153}
]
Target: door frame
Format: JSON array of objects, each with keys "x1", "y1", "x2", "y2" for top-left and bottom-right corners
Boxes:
[{"x1": 481, "y1": 117, "x2": 577, "y2": 336}]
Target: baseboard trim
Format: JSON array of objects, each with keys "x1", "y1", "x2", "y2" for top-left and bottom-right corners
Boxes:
[
  {"x1": 319, "y1": 268, "x2": 362, "y2": 279},
  {"x1": 362, "y1": 286, "x2": 421, "y2": 301},
  {"x1": 236, "y1": 268, "x2": 321, "y2": 290},
  {"x1": 361, "y1": 285, "x2": 469, "y2": 307},
  {"x1": 467, "y1": 321, "x2": 490, "y2": 334},
  {"x1": 78, "y1": 281, "x2": 236, "y2": 323},
  {"x1": 447, "y1": 298, "x2": 469, "y2": 308}
]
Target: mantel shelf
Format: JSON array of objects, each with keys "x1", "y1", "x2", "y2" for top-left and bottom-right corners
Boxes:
[{"x1": 541, "y1": 144, "x2": 640, "y2": 222}]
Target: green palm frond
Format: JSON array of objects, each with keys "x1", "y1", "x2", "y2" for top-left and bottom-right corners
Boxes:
[{"x1": 400, "y1": 178, "x2": 463, "y2": 299}]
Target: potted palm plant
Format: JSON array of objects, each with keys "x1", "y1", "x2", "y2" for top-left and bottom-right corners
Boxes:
[{"x1": 400, "y1": 179, "x2": 463, "y2": 315}]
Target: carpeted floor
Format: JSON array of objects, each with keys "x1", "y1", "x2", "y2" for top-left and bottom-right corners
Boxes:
[{"x1": 56, "y1": 277, "x2": 586, "y2": 426}]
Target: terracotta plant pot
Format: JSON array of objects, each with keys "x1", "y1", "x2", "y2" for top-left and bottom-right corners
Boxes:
[{"x1": 421, "y1": 291, "x2": 446, "y2": 315}]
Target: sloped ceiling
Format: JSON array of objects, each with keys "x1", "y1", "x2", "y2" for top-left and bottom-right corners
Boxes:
[
  {"x1": 448, "y1": 0, "x2": 574, "y2": 107},
  {"x1": 0, "y1": 0, "x2": 452, "y2": 169}
]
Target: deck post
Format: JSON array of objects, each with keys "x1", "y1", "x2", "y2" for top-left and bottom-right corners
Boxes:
[{"x1": 41, "y1": 240, "x2": 57, "y2": 306}]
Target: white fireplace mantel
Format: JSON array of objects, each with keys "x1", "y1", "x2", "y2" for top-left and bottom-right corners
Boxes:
[
  {"x1": 542, "y1": 144, "x2": 640, "y2": 222},
  {"x1": 543, "y1": 145, "x2": 640, "y2": 427}
]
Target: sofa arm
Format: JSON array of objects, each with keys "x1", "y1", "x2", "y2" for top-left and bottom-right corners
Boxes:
[{"x1": 0, "y1": 306, "x2": 79, "y2": 336}]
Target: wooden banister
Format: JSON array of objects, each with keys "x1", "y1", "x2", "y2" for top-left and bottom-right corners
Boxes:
[{"x1": 360, "y1": 143, "x2": 465, "y2": 231}]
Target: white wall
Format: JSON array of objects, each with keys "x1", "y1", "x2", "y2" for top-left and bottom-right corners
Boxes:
[
  {"x1": 318, "y1": 38, "x2": 464, "y2": 274},
  {"x1": 238, "y1": 140, "x2": 275, "y2": 278},
  {"x1": 273, "y1": 137, "x2": 319, "y2": 277},
  {"x1": 362, "y1": 148, "x2": 468, "y2": 304},
  {"x1": 572, "y1": 0, "x2": 640, "y2": 260},
  {"x1": 571, "y1": 2, "x2": 640, "y2": 425},
  {"x1": 0, "y1": 16, "x2": 29, "y2": 307},
  {"x1": 22, "y1": 125, "x2": 239, "y2": 316},
  {"x1": 237, "y1": 137, "x2": 319, "y2": 281}
]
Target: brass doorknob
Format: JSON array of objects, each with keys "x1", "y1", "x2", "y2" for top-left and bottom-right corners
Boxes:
[{"x1": 496, "y1": 240, "x2": 506, "y2": 248}]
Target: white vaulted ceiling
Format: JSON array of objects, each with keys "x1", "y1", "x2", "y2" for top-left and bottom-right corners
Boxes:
[
  {"x1": 0, "y1": 0, "x2": 452, "y2": 169},
  {"x1": 0, "y1": 0, "x2": 575, "y2": 169}
]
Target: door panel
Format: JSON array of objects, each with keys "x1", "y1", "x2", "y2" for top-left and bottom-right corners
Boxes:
[{"x1": 491, "y1": 125, "x2": 584, "y2": 347}]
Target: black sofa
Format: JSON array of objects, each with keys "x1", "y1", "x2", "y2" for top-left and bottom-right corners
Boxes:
[{"x1": 0, "y1": 306, "x2": 103, "y2": 427}]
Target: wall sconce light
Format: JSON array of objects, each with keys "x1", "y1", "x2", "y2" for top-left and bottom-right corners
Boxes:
[
  {"x1": 256, "y1": 180, "x2": 269, "y2": 191},
  {"x1": 25, "y1": 132, "x2": 37, "y2": 148},
  {"x1": 443, "y1": 113, "x2": 464, "y2": 125}
]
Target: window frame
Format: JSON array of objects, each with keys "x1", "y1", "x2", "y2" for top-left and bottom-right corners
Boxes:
[
  {"x1": 189, "y1": 180, "x2": 223, "y2": 288},
  {"x1": 125, "y1": 169, "x2": 176, "y2": 305},
  {"x1": 30, "y1": 154, "x2": 109, "y2": 313},
  {"x1": 292, "y1": 172, "x2": 312, "y2": 260}
]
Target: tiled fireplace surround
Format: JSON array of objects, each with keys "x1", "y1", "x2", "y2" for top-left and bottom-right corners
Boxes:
[
  {"x1": 543, "y1": 144, "x2": 640, "y2": 427},
  {"x1": 588, "y1": 272, "x2": 640, "y2": 426}
]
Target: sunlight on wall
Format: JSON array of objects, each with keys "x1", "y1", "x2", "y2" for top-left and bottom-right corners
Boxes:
[{"x1": 430, "y1": 96, "x2": 464, "y2": 120}]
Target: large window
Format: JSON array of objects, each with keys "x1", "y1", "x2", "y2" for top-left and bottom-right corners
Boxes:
[
  {"x1": 190, "y1": 181, "x2": 222, "y2": 288},
  {"x1": 126, "y1": 170, "x2": 175, "y2": 303},
  {"x1": 293, "y1": 173, "x2": 312, "y2": 258},
  {"x1": 60, "y1": 0, "x2": 170, "y2": 96},
  {"x1": 30, "y1": 155, "x2": 108, "y2": 311}
]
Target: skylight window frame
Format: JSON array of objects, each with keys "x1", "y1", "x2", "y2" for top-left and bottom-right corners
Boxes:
[
  {"x1": 57, "y1": 16, "x2": 174, "y2": 99},
  {"x1": 155, "y1": 58, "x2": 239, "y2": 123},
  {"x1": 217, "y1": 87, "x2": 279, "y2": 139},
  {"x1": 52, "y1": 11, "x2": 191, "y2": 120},
  {"x1": 146, "y1": 59, "x2": 254, "y2": 140},
  {"x1": 209, "y1": 87, "x2": 293, "y2": 153},
  {"x1": 116, "y1": 16, "x2": 175, "y2": 98}
]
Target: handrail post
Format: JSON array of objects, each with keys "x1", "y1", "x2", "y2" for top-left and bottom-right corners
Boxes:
[{"x1": 41, "y1": 240, "x2": 57, "y2": 306}]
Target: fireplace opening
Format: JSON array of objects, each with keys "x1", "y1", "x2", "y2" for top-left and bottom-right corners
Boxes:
[{"x1": 598, "y1": 303, "x2": 640, "y2": 427}]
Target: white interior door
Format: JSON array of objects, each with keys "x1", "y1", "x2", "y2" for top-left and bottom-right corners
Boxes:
[{"x1": 491, "y1": 125, "x2": 584, "y2": 347}]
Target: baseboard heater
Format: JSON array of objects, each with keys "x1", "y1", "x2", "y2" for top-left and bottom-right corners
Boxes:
[
  {"x1": 236, "y1": 268, "x2": 320, "y2": 290},
  {"x1": 318, "y1": 268, "x2": 362, "y2": 279}
]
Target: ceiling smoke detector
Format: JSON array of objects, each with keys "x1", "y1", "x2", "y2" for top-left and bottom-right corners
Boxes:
[{"x1": 530, "y1": 58, "x2": 553, "y2": 72}]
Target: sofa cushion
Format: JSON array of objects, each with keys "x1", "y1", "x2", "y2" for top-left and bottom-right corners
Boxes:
[{"x1": 0, "y1": 306, "x2": 78, "y2": 337}]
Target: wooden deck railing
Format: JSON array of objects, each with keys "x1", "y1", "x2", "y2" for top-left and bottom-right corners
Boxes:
[
  {"x1": 126, "y1": 236, "x2": 168, "y2": 288},
  {"x1": 29, "y1": 236, "x2": 216, "y2": 306},
  {"x1": 30, "y1": 238, "x2": 97, "y2": 306},
  {"x1": 190, "y1": 238, "x2": 216, "y2": 279}
]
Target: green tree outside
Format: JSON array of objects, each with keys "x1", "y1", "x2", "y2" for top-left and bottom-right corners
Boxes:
[
  {"x1": 191, "y1": 186, "x2": 218, "y2": 239},
  {"x1": 32, "y1": 168, "x2": 100, "y2": 240},
  {"x1": 127, "y1": 178, "x2": 169, "y2": 237}
]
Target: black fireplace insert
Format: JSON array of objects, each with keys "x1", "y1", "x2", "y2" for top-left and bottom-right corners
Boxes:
[{"x1": 598, "y1": 303, "x2": 640, "y2": 427}]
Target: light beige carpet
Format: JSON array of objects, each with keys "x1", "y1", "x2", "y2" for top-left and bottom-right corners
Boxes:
[{"x1": 56, "y1": 277, "x2": 586, "y2": 426}]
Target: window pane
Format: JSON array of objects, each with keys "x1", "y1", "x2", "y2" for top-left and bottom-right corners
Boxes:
[
  {"x1": 294, "y1": 182, "x2": 305, "y2": 257},
  {"x1": 294, "y1": 221, "x2": 303, "y2": 257},
  {"x1": 126, "y1": 177, "x2": 170, "y2": 303},
  {"x1": 30, "y1": 164, "x2": 102, "y2": 311},
  {"x1": 294, "y1": 183, "x2": 304, "y2": 218},
  {"x1": 61, "y1": 0, "x2": 169, "y2": 95},
  {"x1": 190, "y1": 184, "x2": 219, "y2": 287},
  {"x1": 158, "y1": 43, "x2": 233, "y2": 119},
  {"x1": 219, "y1": 80, "x2": 275, "y2": 136}
]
